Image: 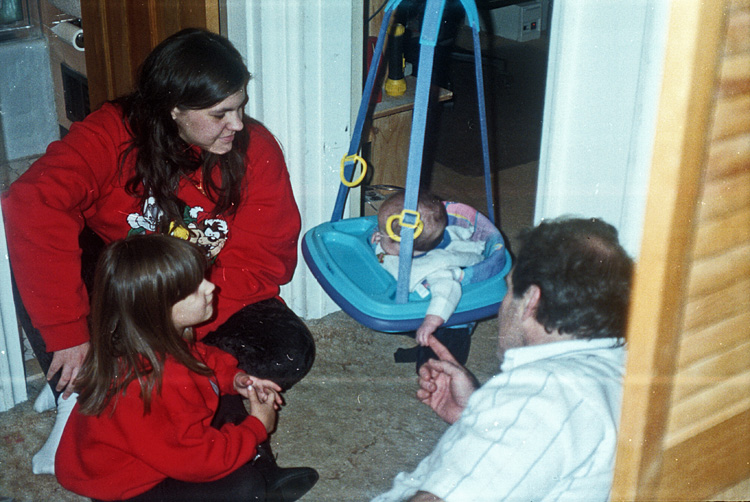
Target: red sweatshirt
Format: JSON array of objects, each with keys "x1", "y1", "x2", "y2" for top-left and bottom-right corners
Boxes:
[
  {"x1": 1, "y1": 103, "x2": 301, "y2": 351},
  {"x1": 55, "y1": 343, "x2": 268, "y2": 500}
]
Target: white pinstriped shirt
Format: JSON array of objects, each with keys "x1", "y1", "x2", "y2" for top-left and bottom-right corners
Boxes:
[{"x1": 373, "y1": 338, "x2": 626, "y2": 502}]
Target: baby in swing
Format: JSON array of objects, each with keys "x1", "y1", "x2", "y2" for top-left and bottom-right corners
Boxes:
[{"x1": 371, "y1": 191, "x2": 486, "y2": 364}]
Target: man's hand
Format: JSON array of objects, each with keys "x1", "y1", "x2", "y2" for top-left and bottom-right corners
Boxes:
[
  {"x1": 416, "y1": 336, "x2": 478, "y2": 424},
  {"x1": 48, "y1": 342, "x2": 90, "y2": 399}
]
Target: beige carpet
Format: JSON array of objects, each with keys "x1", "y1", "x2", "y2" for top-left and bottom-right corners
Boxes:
[{"x1": 0, "y1": 311, "x2": 502, "y2": 502}]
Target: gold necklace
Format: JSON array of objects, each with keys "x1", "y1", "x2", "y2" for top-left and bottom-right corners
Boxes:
[{"x1": 188, "y1": 170, "x2": 206, "y2": 196}]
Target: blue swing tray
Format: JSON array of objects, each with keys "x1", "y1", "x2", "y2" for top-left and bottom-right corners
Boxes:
[{"x1": 302, "y1": 210, "x2": 512, "y2": 333}]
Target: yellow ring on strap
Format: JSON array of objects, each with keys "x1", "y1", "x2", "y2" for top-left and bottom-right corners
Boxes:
[
  {"x1": 340, "y1": 154, "x2": 368, "y2": 188},
  {"x1": 386, "y1": 209, "x2": 424, "y2": 242}
]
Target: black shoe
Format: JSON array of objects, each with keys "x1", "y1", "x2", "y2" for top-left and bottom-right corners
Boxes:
[
  {"x1": 253, "y1": 442, "x2": 318, "y2": 501},
  {"x1": 393, "y1": 345, "x2": 419, "y2": 363},
  {"x1": 265, "y1": 467, "x2": 319, "y2": 502}
]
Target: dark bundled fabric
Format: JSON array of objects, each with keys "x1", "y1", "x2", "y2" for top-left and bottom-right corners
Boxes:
[
  {"x1": 416, "y1": 323, "x2": 475, "y2": 369},
  {"x1": 202, "y1": 298, "x2": 316, "y2": 391},
  {"x1": 393, "y1": 322, "x2": 476, "y2": 371}
]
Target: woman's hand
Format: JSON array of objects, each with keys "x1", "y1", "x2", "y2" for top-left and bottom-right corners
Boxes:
[{"x1": 49, "y1": 342, "x2": 90, "y2": 399}]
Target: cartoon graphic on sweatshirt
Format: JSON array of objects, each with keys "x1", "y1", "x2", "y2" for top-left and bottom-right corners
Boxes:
[
  {"x1": 126, "y1": 196, "x2": 161, "y2": 233},
  {"x1": 127, "y1": 197, "x2": 228, "y2": 262}
]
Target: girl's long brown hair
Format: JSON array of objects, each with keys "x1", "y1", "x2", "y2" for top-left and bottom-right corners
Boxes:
[
  {"x1": 115, "y1": 28, "x2": 251, "y2": 231},
  {"x1": 76, "y1": 235, "x2": 213, "y2": 415}
]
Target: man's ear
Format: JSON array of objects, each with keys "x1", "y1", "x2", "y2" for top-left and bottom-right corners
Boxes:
[{"x1": 520, "y1": 285, "x2": 541, "y2": 321}]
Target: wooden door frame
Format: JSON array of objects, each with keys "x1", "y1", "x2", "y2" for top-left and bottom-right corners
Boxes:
[{"x1": 610, "y1": 0, "x2": 728, "y2": 499}]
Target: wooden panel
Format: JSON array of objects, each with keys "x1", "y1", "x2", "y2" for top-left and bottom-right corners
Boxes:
[
  {"x1": 80, "y1": 0, "x2": 113, "y2": 109},
  {"x1": 655, "y1": 0, "x2": 750, "y2": 497},
  {"x1": 671, "y1": 339, "x2": 750, "y2": 401},
  {"x1": 367, "y1": 0, "x2": 386, "y2": 38},
  {"x1": 124, "y1": 1, "x2": 158, "y2": 77},
  {"x1": 718, "y1": 52, "x2": 750, "y2": 97},
  {"x1": 686, "y1": 242, "x2": 750, "y2": 297},
  {"x1": 717, "y1": 478, "x2": 750, "y2": 500},
  {"x1": 657, "y1": 409, "x2": 750, "y2": 500},
  {"x1": 724, "y1": 4, "x2": 750, "y2": 56},
  {"x1": 706, "y1": 132, "x2": 750, "y2": 180},
  {"x1": 682, "y1": 277, "x2": 750, "y2": 332},
  {"x1": 692, "y1": 206, "x2": 750, "y2": 259},
  {"x1": 369, "y1": 110, "x2": 413, "y2": 187},
  {"x1": 678, "y1": 311, "x2": 750, "y2": 367},
  {"x1": 667, "y1": 370, "x2": 750, "y2": 447},
  {"x1": 80, "y1": 0, "x2": 220, "y2": 112},
  {"x1": 697, "y1": 169, "x2": 750, "y2": 220},
  {"x1": 367, "y1": 78, "x2": 453, "y2": 187},
  {"x1": 711, "y1": 92, "x2": 750, "y2": 140}
]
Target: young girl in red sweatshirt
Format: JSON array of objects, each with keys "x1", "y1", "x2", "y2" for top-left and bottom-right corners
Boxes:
[{"x1": 55, "y1": 235, "x2": 313, "y2": 501}]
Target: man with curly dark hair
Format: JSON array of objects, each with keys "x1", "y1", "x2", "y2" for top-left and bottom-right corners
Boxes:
[{"x1": 375, "y1": 217, "x2": 634, "y2": 502}]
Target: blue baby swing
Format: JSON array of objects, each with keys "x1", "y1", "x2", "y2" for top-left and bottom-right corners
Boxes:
[{"x1": 302, "y1": 0, "x2": 512, "y2": 333}]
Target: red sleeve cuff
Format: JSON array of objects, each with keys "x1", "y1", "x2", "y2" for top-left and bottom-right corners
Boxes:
[
  {"x1": 39, "y1": 319, "x2": 90, "y2": 352},
  {"x1": 241, "y1": 415, "x2": 269, "y2": 445}
]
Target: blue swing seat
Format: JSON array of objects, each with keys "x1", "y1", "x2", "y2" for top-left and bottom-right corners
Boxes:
[{"x1": 302, "y1": 202, "x2": 512, "y2": 333}]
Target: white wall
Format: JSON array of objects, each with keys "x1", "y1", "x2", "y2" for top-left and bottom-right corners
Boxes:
[
  {"x1": 535, "y1": 0, "x2": 670, "y2": 258},
  {"x1": 0, "y1": 201, "x2": 27, "y2": 411},
  {"x1": 226, "y1": 0, "x2": 362, "y2": 320}
]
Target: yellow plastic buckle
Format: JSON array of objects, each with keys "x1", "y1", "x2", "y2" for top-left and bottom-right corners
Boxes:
[
  {"x1": 339, "y1": 154, "x2": 368, "y2": 188},
  {"x1": 385, "y1": 209, "x2": 424, "y2": 242}
]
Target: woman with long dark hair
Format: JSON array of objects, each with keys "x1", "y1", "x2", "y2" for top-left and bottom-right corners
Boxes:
[{"x1": 2, "y1": 28, "x2": 316, "y2": 496}]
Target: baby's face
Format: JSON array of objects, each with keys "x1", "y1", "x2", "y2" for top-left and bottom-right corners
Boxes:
[
  {"x1": 375, "y1": 230, "x2": 401, "y2": 256},
  {"x1": 375, "y1": 209, "x2": 403, "y2": 255},
  {"x1": 376, "y1": 204, "x2": 443, "y2": 256},
  {"x1": 374, "y1": 224, "x2": 439, "y2": 257}
]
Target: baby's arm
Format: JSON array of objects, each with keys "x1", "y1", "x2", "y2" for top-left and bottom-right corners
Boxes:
[
  {"x1": 420, "y1": 269, "x2": 464, "y2": 346},
  {"x1": 416, "y1": 315, "x2": 445, "y2": 345}
]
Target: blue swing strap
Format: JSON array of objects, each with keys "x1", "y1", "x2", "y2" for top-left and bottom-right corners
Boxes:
[
  {"x1": 395, "y1": 0, "x2": 444, "y2": 303},
  {"x1": 331, "y1": 2, "x2": 395, "y2": 223}
]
